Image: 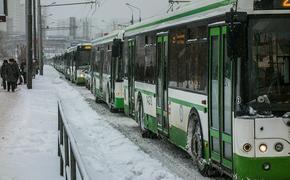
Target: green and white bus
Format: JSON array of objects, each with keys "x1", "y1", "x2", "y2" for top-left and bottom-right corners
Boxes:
[
  {"x1": 65, "y1": 43, "x2": 93, "y2": 85},
  {"x1": 91, "y1": 31, "x2": 125, "y2": 111},
  {"x1": 121, "y1": 0, "x2": 290, "y2": 179}
]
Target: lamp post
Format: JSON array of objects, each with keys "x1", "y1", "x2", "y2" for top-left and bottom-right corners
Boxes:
[
  {"x1": 26, "y1": 0, "x2": 33, "y2": 89},
  {"x1": 125, "y1": 3, "x2": 141, "y2": 22},
  {"x1": 125, "y1": 4, "x2": 134, "y2": 25},
  {"x1": 38, "y1": 2, "x2": 55, "y2": 76},
  {"x1": 37, "y1": 1, "x2": 97, "y2": 76}
]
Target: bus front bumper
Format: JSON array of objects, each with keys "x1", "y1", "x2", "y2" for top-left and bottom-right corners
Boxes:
[{"x1": 234, "y1": 154, "x2": 290, "y2": 180}]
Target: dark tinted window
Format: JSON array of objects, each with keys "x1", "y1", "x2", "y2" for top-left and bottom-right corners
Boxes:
[
  {"x1": 169, "y1": 25, "x2": 208, "y2": 93},
  {"x1": 144, "y1": 35, "x2": 156, "y2": 84},
  {"x1": 123, "y1": 39, "x2": 129, "y2": 78},
  {"x1": 169, "y1": 27, "x2": 186, "y2": 88},
  {"x1": 135, "y1": 35, "x2": 146, "y2": 81},
  {"x1": 186, "y1": 25, "x2": 208, "y2": 93}
]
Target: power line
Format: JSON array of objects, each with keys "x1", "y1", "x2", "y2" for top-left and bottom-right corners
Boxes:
[{"x1": 41, "y1": 1, "x2": 97, "y2": 8}]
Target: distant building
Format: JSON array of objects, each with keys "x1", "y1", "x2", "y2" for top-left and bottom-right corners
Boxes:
[
  {"x1": 6, "y1": 0, "x2": 25, "y2": 34},
  {"x1": 0, "y1": 0, "x2": 8, "y2": 31}
]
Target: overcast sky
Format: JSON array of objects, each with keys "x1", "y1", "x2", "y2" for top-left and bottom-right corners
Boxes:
[{"x1": 42, "y1": 0, "x2": 170, "y2": 26}]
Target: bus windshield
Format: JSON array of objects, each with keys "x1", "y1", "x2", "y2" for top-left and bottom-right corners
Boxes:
[
  {"x1": 241, "y1": 16, "x2": 290, "y2": 116},
  {"x1": 78, "y1": 50, "x2": 91, "y2": 67}
]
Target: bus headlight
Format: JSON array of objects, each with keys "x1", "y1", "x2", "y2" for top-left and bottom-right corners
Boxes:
[
  {"x1": 274, "y1": 143, "x2": 283, "y2": 152},
  {"x1": 259, "y1": 144, "x2": 268, "y2": 153}
]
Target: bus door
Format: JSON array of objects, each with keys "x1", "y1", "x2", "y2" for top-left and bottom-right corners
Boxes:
[
  {"x1": 208, "y1": 25, "x2": 233, "y2": 170},
  {"x1": 156, "y1": 33, "x2": 169, "y2": 135},
  {"x1": 100, "y1": 49, "x2": 105, "y2": 92},
  {"x1": 110, "y1": 54, "x2": 116, "y2": 104},
  {"x1": 128, "y1": 39, "x2": 136, "y2": 116}
]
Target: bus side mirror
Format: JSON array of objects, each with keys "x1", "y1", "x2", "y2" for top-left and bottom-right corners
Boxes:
[
  {"x1": 227, "y1": 23, "x2": 246, "y2": 59},
  {"x1": 112, "y1": 39, "x2": 122, "y2": 58},
  {"x1": 226, "y1": 11, "x2": 247, "y2": 59}
]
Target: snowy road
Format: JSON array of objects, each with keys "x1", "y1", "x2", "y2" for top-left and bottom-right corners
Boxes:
[{"x1": 62, "y1": 73, "x2": 224, "y2": 180}]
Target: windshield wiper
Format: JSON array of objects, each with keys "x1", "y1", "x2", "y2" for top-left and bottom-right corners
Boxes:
[{"x1": 248, "y1": 95, "x2": 273, "y2": 116}]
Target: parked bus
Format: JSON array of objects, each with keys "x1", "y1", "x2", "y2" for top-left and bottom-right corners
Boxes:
[
  {"x1": 91, "y1": 31, "x2": 124, "y2": 111},
  {"x1": 121, "y1": 0, "x2": 290, "y2": 179}
]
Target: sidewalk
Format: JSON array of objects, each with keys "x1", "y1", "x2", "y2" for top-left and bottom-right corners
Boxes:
[
  {"x1": 0, "y1": 71, "x2": 63, "y2": 180},
  {"x1": 0, "y1": 66, "x2": 181, "y2": 180}
]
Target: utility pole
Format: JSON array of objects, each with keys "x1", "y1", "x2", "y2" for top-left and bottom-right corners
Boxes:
[
  {"x1": 37, "y1": 0, "x2": 43, "y2": 75},
  {"x1": 26, "y1": 0, "x2": 33, "y2": 89},
  {"x1": 38, "y1": 1, "x2": 98, "y2": 75},
  {"x1": 125, "y1": 3, "x2": 141, "y2": 22},
  {"x1": 33, "y1": 0, "x2": 37, "y2": 61}
]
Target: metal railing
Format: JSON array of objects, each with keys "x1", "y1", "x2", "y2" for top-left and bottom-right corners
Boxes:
[{"x1": 58, "y1": 101, "x2": 90, "y2": 180}]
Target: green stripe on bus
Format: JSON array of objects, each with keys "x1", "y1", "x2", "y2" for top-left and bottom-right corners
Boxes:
[
  {"x1": 135, "y1": 88, "x2": 155, "y2": 97},
  {"x1": 223, "y1": 158, "x2": 232, "y2": 169},
  {"x1": 126, "y1": 0, "x2": 233, "y2": 33},
  {"x1": 169, "y1": 125, "x2": 187, "y2": 149},
  {"x1": 145, "y1": 114, "x2": 158, "y2": 134},
  {"x1": 222, "y1": 133, "x2": 232, "y2": 143},
  {"x1": 210, "y1": 129, "x2": 220, "y2": 138},
  {"x1": 114, "y1": 97, "x2": 124, "y2": 109},
  {"x1": 234, "y1": 154, "x2": 290, "y2": 179},
  {"x1": 211, "y1": 151, "x2": 221, "y2": 162},
  {"x1": 169, "y1": 97, "x2": 207, "y2": 112}
]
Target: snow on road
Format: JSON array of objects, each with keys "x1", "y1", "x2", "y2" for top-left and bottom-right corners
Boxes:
[
  {"x1": 0, "y1": 66, "x2": 183, "y2": 180},
  {"x1": 54, "y1": 69, "x2": 182, "y2": 179}
]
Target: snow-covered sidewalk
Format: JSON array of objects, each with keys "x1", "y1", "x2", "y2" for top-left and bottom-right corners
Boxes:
[
  {"x1": 0, "y1": 66, "x2": 181, "y2": 180},
  {"x1": 0, "y1": 70, "x2": 63, "y2": 179}
]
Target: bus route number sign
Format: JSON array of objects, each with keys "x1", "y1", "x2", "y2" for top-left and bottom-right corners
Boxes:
[{"x1": 254, "y1": 0, "x2": 290, "y2": 10}]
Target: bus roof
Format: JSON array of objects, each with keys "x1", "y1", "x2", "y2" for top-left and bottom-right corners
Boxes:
[
  {"x1": 123, "y1": 0, "x2": 290, "y2": 37},
  {"x1": 91, "y1": 30, "x2": 124, "y2": 46},
  {"x1": 124, "y1": 0, "x2": 234, "y2": 37},
  {"x1": 66, "y1": 43, "x2": 92, "y2": 53}
]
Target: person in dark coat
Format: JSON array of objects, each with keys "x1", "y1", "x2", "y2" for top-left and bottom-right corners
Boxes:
[
  {"x1": 20, "y1": 61, "x2": 27, "y2": 84},
  {"x1": 6, "y1": 59, "x2": 20, "y2": 92},
  {"x1": 0, "y1": 60, "x2": 8, "y2": 90}
]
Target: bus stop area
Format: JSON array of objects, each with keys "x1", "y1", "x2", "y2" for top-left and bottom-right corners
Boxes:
[{"x1": 0, "y1": 66, "x2": 183, "y2": 180}]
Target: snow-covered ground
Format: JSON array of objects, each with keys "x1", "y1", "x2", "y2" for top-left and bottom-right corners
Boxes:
[
  {"x1": 0, "y1": 66, "x2": 188, "y2": 180},
  {"x1": 0, "y1": 69, "x2": 63, "y2": 179}
]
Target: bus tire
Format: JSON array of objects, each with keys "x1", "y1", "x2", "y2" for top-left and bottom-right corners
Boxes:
[
  {"x1": 95, "y1": 96, "x2": 102, "y2": 103},
  {"x1": 137, "y1": 99, "x2": 150, "y2": 138},
  {"x1": 188, "y1": 113, "x2": 210, "y2": 177}
]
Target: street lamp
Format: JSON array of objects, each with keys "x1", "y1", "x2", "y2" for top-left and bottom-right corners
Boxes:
[
  {"x1": 125, "y1": 3, "x2": 141, "y2": 22},
  {"x1": 125, "y1": 3, "x2": 134, "y2": 25}
]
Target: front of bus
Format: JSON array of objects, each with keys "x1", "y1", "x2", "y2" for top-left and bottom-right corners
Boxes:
[
  {"x1": 76, "y1": 44, "x2": 92, "y2": 85},
  {"x1": 233, "y1": 0, "x2": 290, "y2": 179}
]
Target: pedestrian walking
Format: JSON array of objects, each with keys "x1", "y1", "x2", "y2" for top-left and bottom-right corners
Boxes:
[
  {"x1": 32, "y1": 60, "x2": 39, "y2": 79},
  {"x1": 0, "y1": 60, "x2": 9, "y2": 90},
  {"x1": 20, "y1": 61, "x2": 27, "y2": 84},
  {"x1": 6, "y1": 59, "x2": 20, "y2": 92}
]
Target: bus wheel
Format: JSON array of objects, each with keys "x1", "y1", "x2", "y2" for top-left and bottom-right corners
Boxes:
[
  {"x1": 189, "y1": 115, "x2": 210, "y2": 176},
  {"x1": 137, "y1": 100, "x2": 149, "y2": 138},
  {"x1": 95, "y1": 96, "x2": 102, "y2": 103}
]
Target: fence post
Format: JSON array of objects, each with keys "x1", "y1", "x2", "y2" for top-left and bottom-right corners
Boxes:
[
  {"x1": 58, "y1": 101, "x2": 90, "y2": 180},
  {"x1": 58, "y1": 104, "x2": 61, "y2": 157},
  {"x1": 64, "y1": 129, "x2": 69, "y2": 179},
  {"x1": 70, "y1": 144, "x2": 77, "y2": 180}
]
